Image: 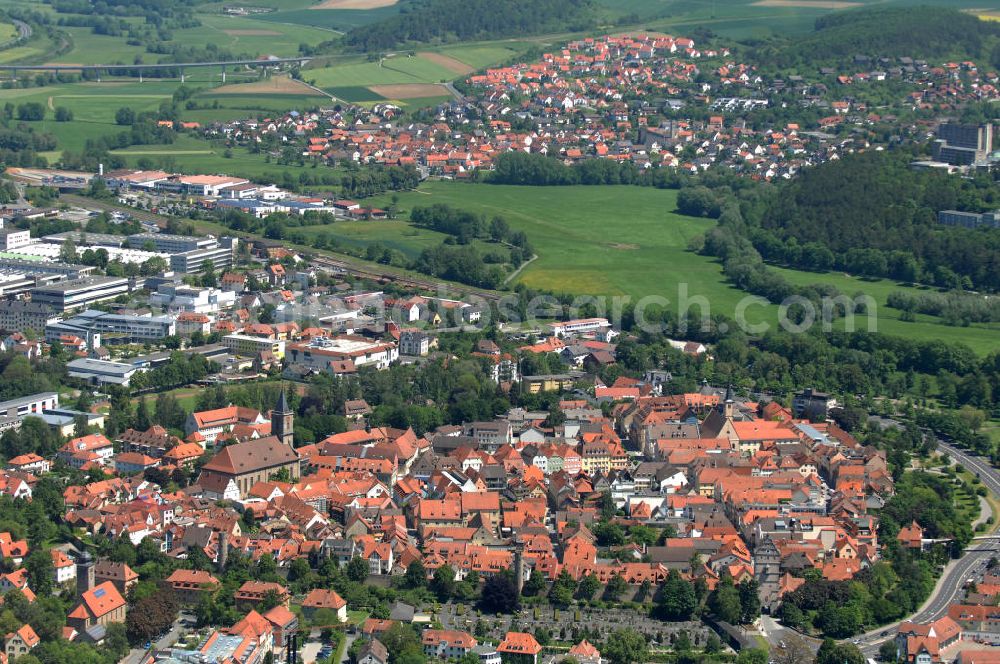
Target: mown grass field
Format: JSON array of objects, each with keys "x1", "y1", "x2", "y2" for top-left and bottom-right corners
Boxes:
[
  {"x1": 305, "y1": 55, "x2": 459, "y2": 89},
  {"x1": 0, "y1": 78, "x2": 334, "y2": 153},
  {"x1": 368, "y1": 182, "x2": 999, "y2": 354},
  {"x1": 0, "y1": 81, "x2": 182, "y2": 151},
  {"x1": 772, "y1": 265, "x2": 1000, "y2": 351},
  {"x1": 435, "y1": 45, "x2": 522, "y2": 69},
  {"x1": 0, "y1": 22, "x2": 16, "y2": 42},
  {"x1": 109, "y1": 136, "x2": 335, "y2": 182}
]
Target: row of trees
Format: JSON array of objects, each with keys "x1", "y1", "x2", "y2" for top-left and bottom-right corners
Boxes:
[
  {"x1": 488, "y1": 151, "x2": 686, "y2": 188},
  {"x1": 887, "y1": 289, "x2": 1000, "y2": 324}
]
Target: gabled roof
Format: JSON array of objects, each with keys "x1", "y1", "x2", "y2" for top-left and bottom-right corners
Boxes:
[
  {"x1": 77, "y1": 581, "x2": 125, "y2": 619},
  {"x1": 201, "y1": 437, "x2": 298, "y2": 476}
]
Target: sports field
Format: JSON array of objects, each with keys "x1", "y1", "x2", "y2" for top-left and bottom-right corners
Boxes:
[{"x1": 371, "y1": 182, "x2": 998, "y2": 354}]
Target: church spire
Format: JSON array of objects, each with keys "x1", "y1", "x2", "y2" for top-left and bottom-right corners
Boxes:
[{"x1": 272, "y1": 386, "x2": 294, "y2": 447}]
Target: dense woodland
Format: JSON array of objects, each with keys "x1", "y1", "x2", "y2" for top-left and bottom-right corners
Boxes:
[
  {"x1": 749, "y1": 7, "x2": 1000, "y2": 70},
  {"x1": 343, "y1": 0, "x2": 596, "y2": 51},
  {"x1": 750, "y1": 152, "x2": 1000, "y2": 292}
]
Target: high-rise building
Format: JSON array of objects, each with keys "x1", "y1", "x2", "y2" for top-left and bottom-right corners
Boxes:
[{"x1": 932, "y1": 122, "x2": 993, "y2": 165}]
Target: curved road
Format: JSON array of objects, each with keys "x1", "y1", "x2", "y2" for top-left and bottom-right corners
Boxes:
[
  {"x1": 851, "y1": 432, "x2": 1000, "y2": 657},
  {"x1": 12, "y1": 20, "x2": 31, "y2": 41}
]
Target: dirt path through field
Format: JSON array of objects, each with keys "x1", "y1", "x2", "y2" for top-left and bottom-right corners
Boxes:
[
  {"x1": 417, "y1": 51, "x2": 474, "y2": 75},
  {"x1": 368, "y1": 83, "x2": 451, "y2": 99}
]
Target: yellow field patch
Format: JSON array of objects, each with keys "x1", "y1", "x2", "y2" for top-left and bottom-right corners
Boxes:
[
  {"x1": 212, "y1": 76, "x2": 323, "y2": 95},
  {"x1": 417, "y1": 52, "x2": 475, "y2": 75},
  {"x1": 310, "y1": 0, "x2": 397, "y2": 8},
  {"x1": 368, "y1": 83, "x2": 451, "y2": 99}
]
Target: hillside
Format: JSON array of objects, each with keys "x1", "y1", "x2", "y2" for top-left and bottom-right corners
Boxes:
[
  {"x1": 342, "y1": 0, "x2": 596, "y2": 51},
  {"x1": 756, "y1": 6, "x2": 1000, "y2": 68},
  {"x1": 752, "y1": 151, "x2": 1000, "y2": 292}
]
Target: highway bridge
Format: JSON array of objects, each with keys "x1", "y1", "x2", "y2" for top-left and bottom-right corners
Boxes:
[{"x1": 1, "y1": 56, "x2": 311, "y2": 82}]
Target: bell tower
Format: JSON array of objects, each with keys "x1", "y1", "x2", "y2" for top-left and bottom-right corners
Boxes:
[{"x1": 272, "y1": 388, "x2": 294, "y2": 447}]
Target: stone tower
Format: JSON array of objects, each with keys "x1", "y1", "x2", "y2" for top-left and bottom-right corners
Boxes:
[
  {"x1": 513, "y1": 541, "x2": 526, "y2": 594},
  {"x1": 272, "y1": 388, "x2": 294, "y2": 447},
  {"x1": 76, "y1": 550, "x2": 95, "y2": 596}
]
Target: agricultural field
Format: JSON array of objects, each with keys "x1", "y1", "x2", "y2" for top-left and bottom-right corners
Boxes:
[
  {"x1": 173, "y1": 15, "x2": 336, "y2": 57},
  {"x1": 46, "y1": 27, "x2": 148, "y2": 65},
  {"x1": 293, "y1": 219, "x2": 467, "y2": 258},
  {"x1": 305, "y1": 55, "x2": 459, "y2": 88},
  {"x1": 0, "y1": 80, "x2": 183, "y2": 152},
  {"x1": 434, "y1": 45, "x2": 522, "y2": 70},
  {"x1": 108, "y1": 136, "x2": 339, "y2": 184},
  {"x1": 362, "y1": 182, "x2": 999, "y2": 354},
  {"x1": 0, "y1": 22, "x2": 16, "y2": 43},
  {"x1": 300, "y1": 53, "x2": 462, "y2": 105},
  {"x1": 0, "y1": 75, "x2": 336, "y2": 155}
]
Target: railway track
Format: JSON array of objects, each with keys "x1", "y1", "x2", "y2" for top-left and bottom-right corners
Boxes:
[{"x1": 309, "y1": 255, "x2": 505, "y2": 302}]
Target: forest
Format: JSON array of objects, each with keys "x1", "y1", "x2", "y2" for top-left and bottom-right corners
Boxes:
[
  {"x1": 343, "y1": 0, "x2": 596, "y2": 51},
  {"x1": 747, "y1": 151, "x2": 1000, "y2": 292},
  {"x1": 750, "y1": 7, "x2": 1000, "y2": 69}
]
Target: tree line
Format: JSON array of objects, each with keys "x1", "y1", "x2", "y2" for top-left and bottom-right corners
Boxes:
[
  {"x1": 887, "y1": 290, "x2": 1000, "y2": 325},
  {"x1": 344, "y1": 0, "x2": 596, "y2": 51},
  {"x1": 488, "y1": 151, "x2": 685, "y2": 188},
  {"x1": 750, "y1": 7, "x2": 1000, "y2": 70}
]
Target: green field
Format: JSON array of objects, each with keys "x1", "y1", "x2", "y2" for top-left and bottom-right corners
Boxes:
[
  {"x1": 0, "y1": 81, "x2": 182, "y2": 151},
  {"x1": 295, "y1": 219, "x2": 459, "y2": 258},
  {"x1": 772, "y1": 265, "x2": 1000, "y2": 350},
  {"x1": 109, "y1": 136, "x2": 339, "y2": 182},
  {"x1": 48, "y1": 27, "x2": 148, "y2": 65},
  {"x1": 365, "y1": 182, "x2": 999, "y2": 353},
  {"x1": 437, "y1": 45, "x2": 522, "y2": 69},
  {"x1": 0, "y1": 78, "x2": 334, "y2": 154},
  {"x1": 0, "y1": 45, "x2": 47, "y2": 64},
  {"x1": 255, "y1": 6, "x2": 401, "y2": 30},
  {"x1": 305, "y1": 55, "x2": 459, "y2": 88},
  {"x1": 0, "y1": 22, "x2": 16, "y2": 43}
]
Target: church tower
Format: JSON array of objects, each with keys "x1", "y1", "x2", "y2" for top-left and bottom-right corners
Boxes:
[
  {"x1": 272, "y1": 388, "x2": 294, "y2": 447},
  {"x1": 723, "y1": 385, "x2": 735, "y2": 419},
  {"x1": 76, "y1": 550, "x2": 95, "y2": 596}
]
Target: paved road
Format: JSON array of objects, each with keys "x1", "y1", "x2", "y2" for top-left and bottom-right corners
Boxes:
[
  {"x1": 11, "y1": 20, "x2": 30, "y2": 41},
  {"x1": 122, "y1": 612, "x2": 193, "y2": 664},
  {"x1": 850, "y1": 425, "x2": 1000, "y2": 657},
  {"x1": 856, "y1": 542, "x2": 996, "y2": 657}
]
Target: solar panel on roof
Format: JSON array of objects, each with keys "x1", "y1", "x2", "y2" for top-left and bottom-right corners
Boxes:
[{"x1": 94, "y1": 588, "x2": 106, "y2": 598}]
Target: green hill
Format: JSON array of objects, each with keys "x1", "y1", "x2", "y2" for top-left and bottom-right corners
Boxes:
[
  {"x1": 758, "y1": 6, "x2": 1000, "y2": 67},
  {"x1": 343, "y1": 0, "x2": 596, "y2": 51}
]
